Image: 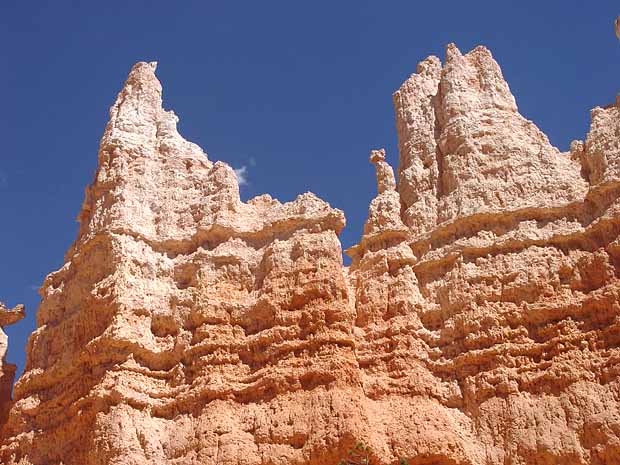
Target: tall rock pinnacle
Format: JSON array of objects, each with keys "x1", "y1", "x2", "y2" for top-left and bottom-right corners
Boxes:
[
  {"x1": 394, "y1": 44, "x2": 587, "y2": 233},
  {"x1": 349, "y1": 43, "x2": 620, "y2": 465},
  {"x1": 1, "y1": 62, "x2": 352, "y2": 465},
  {"x1": 4, "y1": 45, "x2": 620, "y2": 464}
]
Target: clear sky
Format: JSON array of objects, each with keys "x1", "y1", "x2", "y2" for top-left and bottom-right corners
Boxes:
[{"x1": 1, "y1": 1, "x2": 619, "y2": 376}]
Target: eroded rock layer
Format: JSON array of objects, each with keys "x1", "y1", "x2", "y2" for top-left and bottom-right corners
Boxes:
[
  {"x1": 348, "y1": 45, "x2": 620, "y2": 465},
  {"x1": 0, "y1": 303, "x2": 24, "y2": 431},
  {"x1": 3, "y1": 45, "x2": 620, "y2": 465}
]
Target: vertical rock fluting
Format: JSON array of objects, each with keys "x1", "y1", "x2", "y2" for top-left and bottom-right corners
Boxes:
[
  {"x1": 4, "y1": 44, "x2": 620, "y2": 464},
  {"x1": 393, "y1": 45, "x2": 587, "y2": 232},
  {"x1": 349, "y1": 44, "x2": 620, "y2": 464},
  {"x1": 0, "y1": 303, "x2": 24, "y2": 430},
  {"x1": 0, "y1": 63, "x2": 364, "y2": 465}
]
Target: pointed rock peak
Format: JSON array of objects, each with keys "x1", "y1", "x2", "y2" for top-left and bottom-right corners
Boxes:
[
  {"x1": 394, "y1": 44, "x2": 587, "y2": 231},
  {"x1": 100, "y1": 61, "x2": 167, "y2": 157},
  {"x1": 73, "y1": 60, "x2": 214, "y2": 249},
  {"x1": 109, "y1": 61, "x2": 163, "y2": 125},
  {"x1": 125, "y1": 61, "x2": 161, "y2": 93},
  {"x1": 99, "y1": 61, "x2": 208, "y2": 163},
  {"x1": 464, "y1": 45, "x2": 513, "y2": 99},
  {"x1": 415, "y1": 55, "x2": 442, "y2": 77},
  {"x1": 445, "y1": 43, "x2": 501, "y2": 69},
  {"x1": 445, "y1": 42, "x2": 463, "y2": 62},
  {"x1": 468, "y1": 44, "x2": 493, "y2": 59},
  {"x1": 394, "y1": 56, "x2": 440, "y2": 101},
  {"x1": 441, "y1": 42, "x2": 517, "y2": 114},
  {"x1": 121, "y1": 61, "x2": 163, "y2": 107}
]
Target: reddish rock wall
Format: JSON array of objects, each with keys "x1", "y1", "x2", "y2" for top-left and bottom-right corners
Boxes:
[{"x1": 3, "y1": 45, "x2": 620, "y2": 465}]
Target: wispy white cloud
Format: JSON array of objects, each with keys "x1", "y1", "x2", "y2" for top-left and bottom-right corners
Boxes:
[{"x1": 234, "y1": 166, "x2": 248, "y2": 186}]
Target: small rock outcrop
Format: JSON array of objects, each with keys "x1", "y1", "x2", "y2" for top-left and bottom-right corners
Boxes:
[
  {"x1": 360, "y1": 148, "x2": 407, "y2": 238},
  {"x1": 3, "y1": 44, "x2": 620, "y2": 465},
  {"x1": 0, "y1": 303, "x2": 24, "y2": 429}
]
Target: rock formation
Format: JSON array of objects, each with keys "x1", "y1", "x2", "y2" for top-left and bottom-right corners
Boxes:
[
  {"x1": 0, "y1": 303, "x2": 24, "y2": 430},
  {"x1": 348, "y1": 44, "x2": 620, "y2": 465},
  {"x1": 3, "y1": 44, "x2": 620, "y2": 465},
  {"x1": 1, "y1": 61, "x2": 355, "y2": 465}
]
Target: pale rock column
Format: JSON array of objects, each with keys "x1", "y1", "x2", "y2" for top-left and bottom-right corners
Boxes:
[{"x1": 362, "y1": 149, "x2": 408, "y2": 238}]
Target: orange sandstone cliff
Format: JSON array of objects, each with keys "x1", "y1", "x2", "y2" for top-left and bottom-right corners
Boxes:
[{"x1": 2, "y1": 44, "x2": 620, "y2": 465}]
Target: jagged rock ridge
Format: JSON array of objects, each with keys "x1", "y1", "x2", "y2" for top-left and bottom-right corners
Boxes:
[{"x1": 2, "y1": 44, "x2": 620, "y2": 465}]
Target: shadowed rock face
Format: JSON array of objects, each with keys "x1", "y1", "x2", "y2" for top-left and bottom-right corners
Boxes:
[{"x1": 3, "y1": 44, "x2": 620, "y2": 465}]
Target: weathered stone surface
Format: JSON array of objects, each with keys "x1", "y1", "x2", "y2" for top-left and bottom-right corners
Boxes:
[
  {"x1": 393, "y1": 45, "x2": 587, "y2": 234},
  {"x1": 3, "y1": 44, "x2": 620, "y2": 465},
  {"x1": 360, "y1": 148, "x2": 407, "y2": 238},
  {"x1": 0, "y1": 303, "x2": 24, "y2": 430},
  {"x1": 0, "y1": 62, "x2": 356, "y2": 465},
  {"x1": 348, "y1": 44, "x2": 620, "y2": 465}
]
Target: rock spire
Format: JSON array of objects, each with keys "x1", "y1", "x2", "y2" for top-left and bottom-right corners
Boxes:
[{"x1": 4, "y1": 45, "x2": 620, "y2": 465}]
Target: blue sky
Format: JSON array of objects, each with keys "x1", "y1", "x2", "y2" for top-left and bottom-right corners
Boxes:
[{"x1": 1, "y1": 1, "x2": 619, "y2": 376}]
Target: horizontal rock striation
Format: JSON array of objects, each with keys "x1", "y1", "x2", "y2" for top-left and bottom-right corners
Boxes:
[
  {"x1": 348, "y1": 45, "x2": 620, "y2": 465},
  {"x1": 0, "y1": 62, "x2": 359, "y2": 465},
  {"x1": 0, "y1": 303, "x2": 24, "y2": 432},
  {"x1": 3, "y1": 45, "x2": 620, "y2": 465}
]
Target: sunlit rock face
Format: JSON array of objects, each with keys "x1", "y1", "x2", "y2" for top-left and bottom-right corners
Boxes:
[
  {"x1": 3, "y1": 44, "x2": 620, "y2": 465},
  {"x1": 0, "y1": 62, "x2": 355, "y2": 465},
  {"x1": 349, "y1": 44, "x2": 620, "y2": 465},
  {"x1": 0, "y1": 303, "x2": 24, "y2": 431}
]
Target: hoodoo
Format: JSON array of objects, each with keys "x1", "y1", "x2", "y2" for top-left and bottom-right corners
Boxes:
[{"x1": 3, "y1": 44, "x2": 620, "y2": 465}]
